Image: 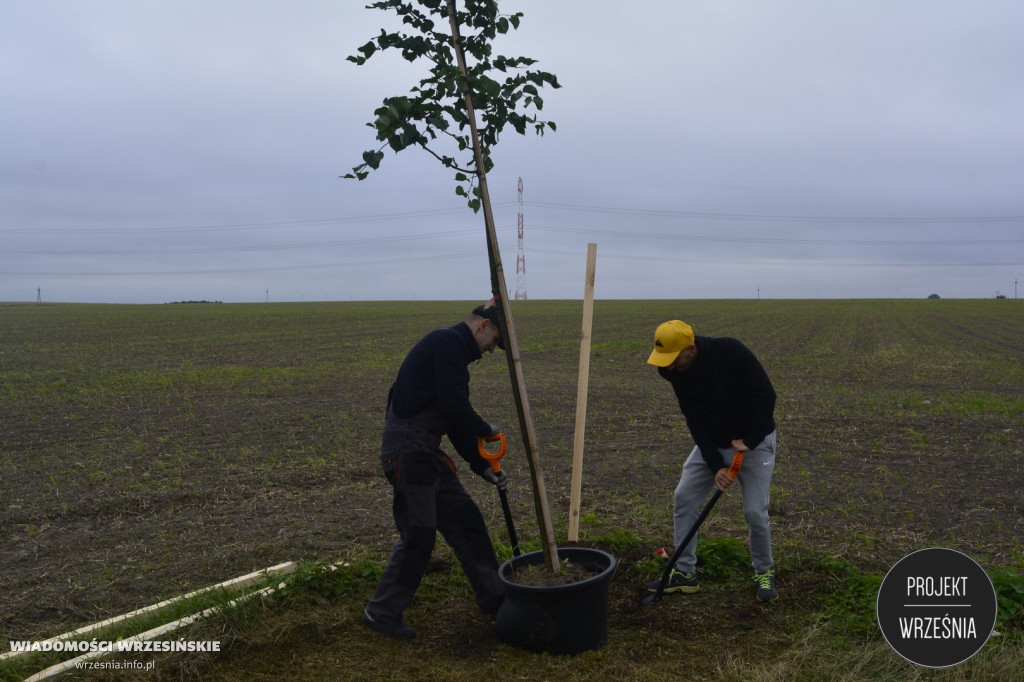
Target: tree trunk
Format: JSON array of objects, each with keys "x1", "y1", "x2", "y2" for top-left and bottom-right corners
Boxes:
[{"x1": 445, "y1": 0, "x2": 559, "y2": 572}]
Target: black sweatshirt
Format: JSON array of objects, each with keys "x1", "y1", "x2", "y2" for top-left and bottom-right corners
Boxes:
[
  {"x1": 658, "y1": 335, "x2": 776, "y2": 472},
  {"x1": 390, "y1": 321, "x2": 492, "y2": 473}
]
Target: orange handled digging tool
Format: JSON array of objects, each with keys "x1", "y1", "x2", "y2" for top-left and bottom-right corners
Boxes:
[
  {"x1": 642, "y1": 449, "x2": 745, "y2": 607},
  {"x1": 478, "y1": 434, "x2": 521, "y2": 556}
]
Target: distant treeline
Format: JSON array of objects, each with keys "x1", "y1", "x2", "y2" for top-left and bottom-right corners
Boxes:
[{"x1": 165, "y1": 300, "x2": 223, "y2": 305}]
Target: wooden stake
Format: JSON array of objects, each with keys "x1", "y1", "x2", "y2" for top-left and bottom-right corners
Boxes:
[
  {"x1": 445, "y1": 0, "x2": 559, "y2": 571},
  {"x1": 568, "y1": 243, "x2": 597, "y2": 541},
  {"x1": 1, "y1": 562, "x2": 296, "y2": 663},
  {"x1": 23, "y1": 583, "x2": 284, "y2": 681}
]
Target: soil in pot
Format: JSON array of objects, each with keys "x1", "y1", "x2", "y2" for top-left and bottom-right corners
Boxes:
[{"x1": 504, "y1": 559, "x2": 600, "y2": 586}]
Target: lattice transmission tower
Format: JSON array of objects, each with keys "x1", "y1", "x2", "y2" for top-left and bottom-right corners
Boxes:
[{"x1": 515, "y1": 177, "x2": 527, "y2": 300}]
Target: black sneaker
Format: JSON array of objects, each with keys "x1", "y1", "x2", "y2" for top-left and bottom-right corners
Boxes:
[
  {"x1": 646, "y1": 569, "x2": 699, "y2": 594},
  {"x1": 362, "y1": 609, "x2": 415, "y2": 639},
  {"x1": 754, "y1": 570, "x2": 778, "y2": 602}
]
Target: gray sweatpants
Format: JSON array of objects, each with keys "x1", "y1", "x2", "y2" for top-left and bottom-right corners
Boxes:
[{"x1": 672, "y1": 431, "x2": 776, "y2": 574}]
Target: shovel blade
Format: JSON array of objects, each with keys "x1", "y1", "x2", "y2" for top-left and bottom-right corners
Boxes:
[{"x1": 640, "y1": 592, "x2": 661, "y2": 607}]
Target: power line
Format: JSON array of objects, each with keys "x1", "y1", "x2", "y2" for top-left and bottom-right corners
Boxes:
[
  {"x1": 10, "y1": 221, "x2": 1019, "y2": 257},
  {"x1": 6, "y1": 197, "x2": 1020, "y2": 235},
  {"x1": 527, "y1": 201, "x2": 1024, "y2": 224},
  {"x1": 526, "y1": 248, "x2": 1024, "y2": 268},
  {"x1": 524, "y1": 224, "x2": 1024, "y2": 246},
  {"x1": 4, "y1": 229, "x2": 479, "y2": 256},
  {"x1": 0, "y1": 251, "x2": 481, "y2": 277},
  {"x1": 6, "y1": 245, "x2": 1019, "y2": 278},
  {"x1": 0, "y1": 204, "x2": 516, "y2": 234},
  {"x1": 6, "y1": 199, "x2": 1020, "y2": 278}
]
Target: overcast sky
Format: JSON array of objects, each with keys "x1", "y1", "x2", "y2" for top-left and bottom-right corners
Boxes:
[{"x1": 2, "y1": 1, "x2": 1022, "y2": 303}]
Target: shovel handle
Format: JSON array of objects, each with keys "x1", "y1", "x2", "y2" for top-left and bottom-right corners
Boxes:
[
  {"x1": 642, "y1": 448, "x2": 744, "y2": 607},
  {"x1": 477, "y1": 433, "x2": 507, "y2": 473},
  {"x1": 479, "y1": 434, "x2": 519, "y2": 556},
  {"x1": 498, "y1": 487, "x2": 521, "y2": 556},
  {"x1": 727, "y1": 450, "x2": 744, "y2": 478}
]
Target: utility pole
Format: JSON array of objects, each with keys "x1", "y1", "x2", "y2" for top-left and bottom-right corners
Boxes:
[
  {"x1": 515, "y1": 177, "x2": 527, "y2": 300},
  {"x1": 36, "y1": 286, "x2": 41, "y2": 304}
]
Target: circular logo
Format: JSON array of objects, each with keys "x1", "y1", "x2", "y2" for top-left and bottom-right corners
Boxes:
[{"x1": 876, "y1": 547, "x2": 997, "y2": 668}]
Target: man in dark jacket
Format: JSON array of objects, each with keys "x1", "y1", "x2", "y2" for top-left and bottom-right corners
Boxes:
[
  {"x1": 646, "y1": 319, "x2": 779, "y2": 601},
  {"x1": 362, "y1": 302, "x2": 509, "y2": 639}
]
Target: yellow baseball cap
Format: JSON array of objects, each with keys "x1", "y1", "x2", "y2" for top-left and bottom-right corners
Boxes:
[{"x1": 646, "y1": 320, "x2": 694, "y2": 367}]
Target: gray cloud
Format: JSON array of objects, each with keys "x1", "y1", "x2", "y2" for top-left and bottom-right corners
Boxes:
[{"x1": 1, "y1": 0, "x2": 1022, "y2": 303}]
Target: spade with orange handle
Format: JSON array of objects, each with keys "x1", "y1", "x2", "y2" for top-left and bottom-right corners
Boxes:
[
  {"x1": 641, "y1": 450, "x2": 745, "y2": 606},
  {"x1": 478, "y1": 433, "x2": 521, "y2": 557}
]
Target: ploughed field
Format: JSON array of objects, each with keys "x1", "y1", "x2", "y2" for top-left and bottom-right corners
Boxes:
[{"x1": 2, "y1": 299, "x2": 1022, "y2": 678}]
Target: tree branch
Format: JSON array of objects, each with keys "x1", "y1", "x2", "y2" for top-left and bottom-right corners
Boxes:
[{"x1": 417, "y1": 142, "x2": 476, "y2": 174}]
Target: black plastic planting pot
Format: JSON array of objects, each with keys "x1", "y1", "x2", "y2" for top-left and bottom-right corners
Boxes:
[{"x1": 495, "y1": 547, "x2": 616, "y2": 655}]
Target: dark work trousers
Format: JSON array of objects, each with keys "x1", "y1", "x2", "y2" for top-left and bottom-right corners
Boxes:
[{"x1": 365, "y1": 407, "x2": 505, "y2": 625}]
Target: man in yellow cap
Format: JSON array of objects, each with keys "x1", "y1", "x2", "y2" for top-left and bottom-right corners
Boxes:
[{"x1": 646, "y1": 320, "x2": 779, "y2": 601}]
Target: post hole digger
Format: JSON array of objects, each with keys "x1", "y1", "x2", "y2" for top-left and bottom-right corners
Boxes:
[
  {"x1": 641, "y1": 449, "x2": 745, "y2": 607},
  {"x1": 478, "y1": 433, "x2": 521, "y2": 557}
]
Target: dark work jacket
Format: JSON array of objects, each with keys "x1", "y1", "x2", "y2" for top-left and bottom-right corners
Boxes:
[
  {"x1": 658, "y1": 336, "x2": 776, "y2": 472},
  {"x1": 389, "y1": 322, "x2": 492, "y2": 474}
]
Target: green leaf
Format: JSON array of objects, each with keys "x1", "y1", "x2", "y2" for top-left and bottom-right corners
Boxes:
[
  {"x1": 362, "y1": 150, "x2": 385, "y2": 169},
  {"x1": 508, "y1": 113, "x2": 526, "y2": 135},
  {"x1": 346, "y1": 1, "x2": 559, "y2": 207},
  {"x1": 358, "y1": 40, "x2": 377, "y2": 59}
]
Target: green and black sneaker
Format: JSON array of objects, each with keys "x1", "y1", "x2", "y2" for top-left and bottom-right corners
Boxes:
[
  {"x1": 646, "y1": 569, "x2": 699, "y2": 594},
  {"x1": 754, "y1": 570, "x2": 778, "y2": 602}
]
